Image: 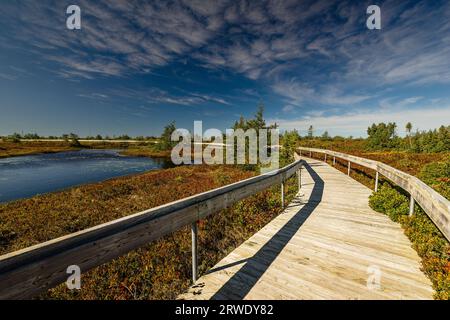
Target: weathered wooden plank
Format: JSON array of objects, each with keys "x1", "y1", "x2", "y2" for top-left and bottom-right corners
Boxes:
[
  {"x1": 298, "y1": 147, "x2": 450, "y2": 242},
  {"x1": 179, "y1": 158, "x2": 434, "y2": 300}
]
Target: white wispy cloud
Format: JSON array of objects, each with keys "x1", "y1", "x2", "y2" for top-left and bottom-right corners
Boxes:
[
  {"x1": 270, "y1": 104, "x2": 450, "y2": 137},
  {"x1": 77, "y1": 93, "x2": 109, "y2": 100},
  {"x1": 2, "y1": 0, "x2": 449, "y2": 90},
  {"x1": 272, "y1": 79, "x2": 372, "y2": 108},
  {"x1": 190, "y1": 93, "x2": 230, "y2": 105},
  {"x1": 0, "y1": 73, "x2": 17, "y2": 81},
  {"x1": 1, "y1": 0, "x2": 450, "y2": 137},
  {"x1": 83, "y1": 86, "x2": 230, "y2": 107}
]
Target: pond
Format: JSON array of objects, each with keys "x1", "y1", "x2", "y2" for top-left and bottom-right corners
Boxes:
[{"x1": 0, "y1": 149, "x2": 174, "y2": 203}]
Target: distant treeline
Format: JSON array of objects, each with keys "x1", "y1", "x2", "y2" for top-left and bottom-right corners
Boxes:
[
  {"x1": 0, "y1": 132, "x2": 159, "y2": 142},
  {"x1": 294, "y1": 123, "x2": 450, "y2": 153},
  {"x1": 365, "y1": 123, "x2": 449, "y2": 153},
  {"x1": 2, "y1": 119, "x2": 449, "y2": 154}
]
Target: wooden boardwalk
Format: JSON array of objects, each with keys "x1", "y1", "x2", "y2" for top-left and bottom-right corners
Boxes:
[{"x1": 179, "y1": 157, "x2": 434, "y2": 300}]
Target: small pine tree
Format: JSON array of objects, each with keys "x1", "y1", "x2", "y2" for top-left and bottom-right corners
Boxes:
[
  {"x1": 159, "y1": 121, "x2": 177, "y2": 150},
  {"x1": 307, "y1": 125, "x2": 314, "y2": 139},
  {"x1": 406, "y1": 122, "x2": 413, "y2": 149},
  {"x1": 321, "y1": 131, "x2": 330, "y2": 140}
]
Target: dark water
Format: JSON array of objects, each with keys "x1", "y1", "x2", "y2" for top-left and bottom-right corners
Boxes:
[{"x1": 0, "y1": 149, "x2": 173, "y2": 203}]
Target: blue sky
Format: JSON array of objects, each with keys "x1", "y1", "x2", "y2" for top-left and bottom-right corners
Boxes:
[{"x1": 0, "y1": 0, "x2": 449, "y2": 137}]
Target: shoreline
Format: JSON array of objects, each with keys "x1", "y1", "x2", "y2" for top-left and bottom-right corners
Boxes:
[
  {"x1": 0, "y1": 163, "x2": 287, "y2": 300},
  {"x1": 0, "y1": 140, "x2": 164, "y2": 159},
  {"x1": 0, "y1": 147, "x2": 174, "y2": 204}
]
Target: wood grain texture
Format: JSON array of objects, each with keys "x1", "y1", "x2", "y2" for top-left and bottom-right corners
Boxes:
[
  {"x1": 0, "y1": 160, "x2": 303, "y2": 299},
  {"x1": 178, "y1": 157, "x2": 434, "y2": 300},
  {"x1": 298, "y1": 147, "x2": 450, "y2": 242}
]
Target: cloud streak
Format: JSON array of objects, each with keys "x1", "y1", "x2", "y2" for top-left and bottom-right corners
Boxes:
[
  {"x1": 2, "y1": 0, "x2": 449, "y2": 89},
  {"x1": 1, "y1": 0, "x2": 449, "y2": 136},
  {"x1": 271, "y1": 104, "x2": 450, "y2": 137}
]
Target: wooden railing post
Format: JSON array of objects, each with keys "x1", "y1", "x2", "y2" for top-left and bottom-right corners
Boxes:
[
  {"x1": 309, "y1": 151, "x2": 312, "y2": 158},
  {"x1": 409, "y1": 195, "x2": 415, "y2": 216},
  {"x1": 347, "y1": 162, "x2": 351, "y2": 176},
  {"x1": 281, "y1": 180, "x2": 285, "y2": 209},
  {"x1": 324, "y1": 154, "x2": 327, "y2": 162},
  {"x1": 375, "y1": 171, "x2": 379, "y2": 192},
  {"x1": 333, "y1": 156, "x2": 336, "y2": 166},
  {"x1": 191, "y1": 222, "x2": 198, "y2": 283}
]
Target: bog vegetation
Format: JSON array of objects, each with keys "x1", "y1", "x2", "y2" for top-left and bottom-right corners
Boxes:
[
  {"x1": 299, "y1": 122, "x2": 449, "y2": 154},
  {"x1": 0, "y1": 106, "x2": 299, "y2": 299},
  {"x1": 1, "y1": 111, "x2": 448, "y2": 299},
  {"x1": 0, "y1": 163, "x2": 299, "y2": 299}
]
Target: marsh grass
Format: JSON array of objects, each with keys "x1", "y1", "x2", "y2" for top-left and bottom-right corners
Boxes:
[
  {"x1": 0, "y1": 164, "x2": 298, "y2": 299},
  {"x1": 0, "y1": 141, "x2": 79, "y2": 158},
  {"x1": 0, "y1": 140, "x2": 162, "y2": 159}
]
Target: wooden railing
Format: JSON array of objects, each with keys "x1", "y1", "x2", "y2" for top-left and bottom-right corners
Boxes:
[
  {"x1": 299, "y1": 147, "x2": 450, "y2": 242},
  {"x1": 0, "y1": 159, "x2": 304, "y2": 299}
]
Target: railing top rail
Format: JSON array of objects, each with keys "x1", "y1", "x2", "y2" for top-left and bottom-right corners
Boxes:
[
  {"x1": 0, "y1": 158, "x2": 303, "y2": 299},
  {"x1": 299, "y1": 147, "x2": 378, "y2": 170},
  {"x1": 298, "y1": 147, "x2": 450, "y2": 242}
]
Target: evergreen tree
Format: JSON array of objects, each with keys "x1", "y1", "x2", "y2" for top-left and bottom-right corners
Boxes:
[
  {"x1": 159, "y1": 121, "x2": 177, "y2": 150},
  {"x1": 366, "y1": 122, "x2": 399, "y2": 149},
  {"x1": 307, "y1": 125, "x2": 314, "y2": 139},
  {"x1": 406, "y1": 122, "x2": 413, "y2": 148}
]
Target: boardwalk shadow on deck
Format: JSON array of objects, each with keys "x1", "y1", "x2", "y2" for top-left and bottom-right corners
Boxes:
[{"x1": 210, "y1": 161, "x2": 324, "y2": 300}]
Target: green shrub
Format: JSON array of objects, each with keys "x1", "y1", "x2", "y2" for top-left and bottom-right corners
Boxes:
[
  {"x1": 214, "y1": 172, "x2": 230, "y2": 185},
  {"x1": 369, "y1": 184, "x2": 409, "y2": 222},
  {"x1": 174, "y1": 175, "x2": 184, "y2": 183},
  {"x1": 0, "y1": 225, "x2": 17, "y2": 247},
  {"x1": 418, "y1": 159, "x2": 450, "y2": 200},
  {"x1": 419, "y1": 159, "x2": 450, "y2": 184}
]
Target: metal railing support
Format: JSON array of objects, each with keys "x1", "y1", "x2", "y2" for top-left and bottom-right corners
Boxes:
[
  {"x1": 191, "y1": 222, "x2": 198, "y2": 283},
  {"x1": 375, "y1": 171, "x2": 379, "y2": 192},
  {"x1": 409, "y1": 194, "x2": 415, "y2": 216}
]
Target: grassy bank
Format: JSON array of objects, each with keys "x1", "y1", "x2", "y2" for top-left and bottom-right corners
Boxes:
[
  {"x1": 0, "y1": 164, "x2": 298, "y2": 299},
  {"x1": 119, "y1": 144, "x2": 171, "y2": 158},
  {"x1": 0, "y1": 141, "x2": 80, "y2": 158},
  {"x1": 0, "y1": 140, "x2": 167, "y2": 159},
  {"x1": 0, "y1": 165, "x2": 252, "y2": 254}
]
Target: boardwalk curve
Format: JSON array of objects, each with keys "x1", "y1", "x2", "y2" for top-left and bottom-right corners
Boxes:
[{"x1": 179, "y1": 157, "x2": 433, "y2": 300}]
